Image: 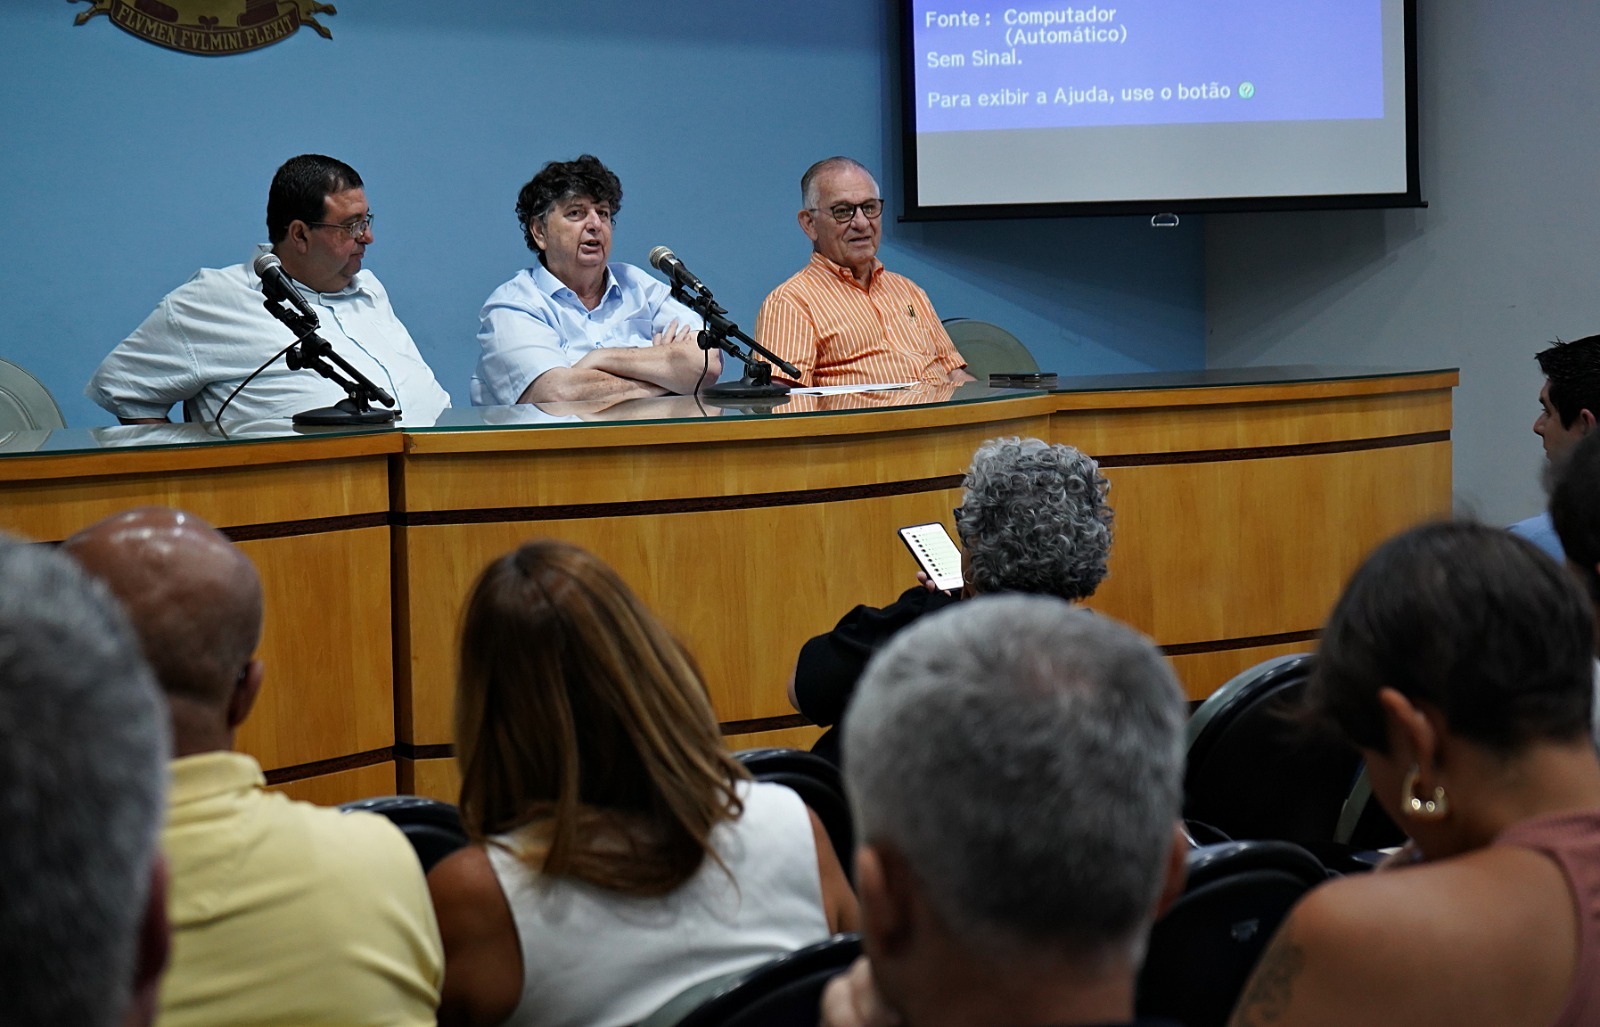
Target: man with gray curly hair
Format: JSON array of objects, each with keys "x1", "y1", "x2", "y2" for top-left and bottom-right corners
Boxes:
[
  {"x1": 0, "y1": 534, "x2": 171, "y2": 1026},
  {"x1": 824, "y1": 595, "x2": 1187, "y2": 1027},
  {"x1": 791, "y1": 436, "x2": 1113, "y2": 762}
]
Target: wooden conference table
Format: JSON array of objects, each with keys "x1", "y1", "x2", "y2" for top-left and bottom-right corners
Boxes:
[{"x1": 0, "y1": 366, "x2": 1456, "y2": 804}]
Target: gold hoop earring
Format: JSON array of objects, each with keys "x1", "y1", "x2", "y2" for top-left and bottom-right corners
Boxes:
[{"x1": 1402, "y1": 765, "x2": 1449, "y2": 820}]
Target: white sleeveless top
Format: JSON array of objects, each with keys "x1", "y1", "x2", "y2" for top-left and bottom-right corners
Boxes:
[{"x1": 486, "y1": 780, "x2": 832, "y2": 1027}]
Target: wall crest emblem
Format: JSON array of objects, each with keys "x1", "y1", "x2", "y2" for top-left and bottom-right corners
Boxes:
[{"x1": 70, "y1": 1, "x2": 336, "y2": 56}]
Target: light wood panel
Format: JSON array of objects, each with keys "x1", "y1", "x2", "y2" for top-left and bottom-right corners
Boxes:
[
  {"x1": 0, "y1": 432, "x2": 397, "y2": 484},
  {"x1": 1052, "y1": 388, "x2": 1453, "y2": 457},
  {"x1": 268, "y1": 762, "x2": 397, "y2": 806},
  {"x1": 0, "y1": 456, "x2": 388, "y2": 542},
  {"x1": 400, "y1": 757, "x2": 460, "y2": 804},
  {"x1": 0, "y1": 373, "x2": 1457, "y2": 809},
  {"x1": 725, "y1": 725, "x2": 826, "y2": 752},
  {"x1": 398, "y1": 416, "x2": 1045, "y2": 513},
  {"x1": 1085, "y1": 443, "x2": 1452, "y2": 645},
  {"x1": 233, "y1": 526, "x2": 396, "y2": 770},
  {"x1": 397, "y1": 487, "x2": 965, "y2": 745}
]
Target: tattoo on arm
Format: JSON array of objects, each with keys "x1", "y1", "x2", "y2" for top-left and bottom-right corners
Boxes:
[{"x1": 1230, "y1": 938, "x2": 1306, "y2": 1026}]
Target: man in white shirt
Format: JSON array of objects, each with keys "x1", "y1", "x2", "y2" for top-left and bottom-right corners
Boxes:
[
  {"x1": 86, "y1": 154, "x2": 450, "y2": 426},
  {"x1": 471, "y1": 154, "x2": 718, "y2": 405}
]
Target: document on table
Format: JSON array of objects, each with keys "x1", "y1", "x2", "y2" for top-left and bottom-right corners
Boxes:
[{"x1": 787, "y1": 382, "x2": 918, "y2": 396}]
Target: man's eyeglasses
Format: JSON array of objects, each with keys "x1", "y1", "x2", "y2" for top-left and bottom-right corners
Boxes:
[
  {"x1": 810, "y1": 199, "x2": 883, "y2": 224},
  {"x1": 308, "y1": 214, "x2": 375, "y2": 239}
]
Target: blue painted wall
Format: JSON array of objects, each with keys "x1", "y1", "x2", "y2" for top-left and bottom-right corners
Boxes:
[{"x1": 1, "y1": 1, "x2": 1203, "y2": 426}]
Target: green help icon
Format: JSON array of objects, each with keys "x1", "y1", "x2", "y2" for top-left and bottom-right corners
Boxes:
[{"x1": 1239, "y1": 82, "x2": 1256, "y2": 99}]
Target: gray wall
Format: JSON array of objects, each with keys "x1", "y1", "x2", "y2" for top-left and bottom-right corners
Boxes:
[{"x1": 1205, "y1": 0, "x2": 1600, "y2": 527}]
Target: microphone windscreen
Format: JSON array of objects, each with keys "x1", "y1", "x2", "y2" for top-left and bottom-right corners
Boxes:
[
  {"x1": 253, "y1": 252, "x2": 283, "y2": 278},
  {"x1": 648, "y1": 246, "x2": 674, "y2": 272}
]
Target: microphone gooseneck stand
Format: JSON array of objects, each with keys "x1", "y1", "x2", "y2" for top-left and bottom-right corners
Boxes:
[
  {"x1": 262, "y1": 298, "x2": 399, "y2": 426},
  {"x1": 669, "y1": 281, "x2": 800, "y2": 402}
]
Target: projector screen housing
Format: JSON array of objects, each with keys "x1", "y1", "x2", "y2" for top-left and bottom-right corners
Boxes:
[{"x1": 898, "y1": 0, "x2": 1421, "y2": 220}]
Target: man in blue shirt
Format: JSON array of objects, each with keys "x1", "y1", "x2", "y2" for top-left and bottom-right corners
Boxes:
[
  {"x1": 471, "y1": 155, "x2": 719, "y2": 406},
  {"x1": 1512, "y1": 335, "x2": 1600, "y2": 560}
]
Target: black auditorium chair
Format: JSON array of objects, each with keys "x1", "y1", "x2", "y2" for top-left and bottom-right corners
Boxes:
[
  {"x1": 339, "y1": 795, "x2": 468, "y2": 873},
  {"x1": 1136, "y1": 840, "x2": 1329, "y2": 1027},
  {"x1": 734, "y1": 748, "x2": 854, "y2": 881},
  {"x1": 1183, "y1": 653, "x2": 1401, "y2": 863},
  {"x1": 637, "y1": 934, "x2": 862, "y2": 1027}
]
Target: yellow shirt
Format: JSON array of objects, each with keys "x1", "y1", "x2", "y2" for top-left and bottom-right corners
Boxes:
[
  {"x1": 755, "y1": 252, "x2": 966, "y2": 388},
  {"x1": 158, "y1": 751, "x2": 443, "y2": 1027}
]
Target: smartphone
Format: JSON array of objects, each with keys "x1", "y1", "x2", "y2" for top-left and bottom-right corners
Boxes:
[{"x1": 898, "y1": 522, "x2": 964, "y2": 593}]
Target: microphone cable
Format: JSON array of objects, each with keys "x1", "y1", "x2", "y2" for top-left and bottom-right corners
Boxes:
[{"x1": 210, "y1": 337, "x2": 304, "y2": 435}]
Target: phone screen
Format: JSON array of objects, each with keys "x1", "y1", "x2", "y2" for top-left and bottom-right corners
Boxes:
[{"x1": 898, "y1": 522, "x2": 964, "y2": 593}]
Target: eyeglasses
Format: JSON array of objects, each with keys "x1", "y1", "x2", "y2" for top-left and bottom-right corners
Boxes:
[
  {"x1": 809, "y1": 199, "x2": 883, "y2": 224},
  {"x1": 307, "y1": 213, "x2": 375, "y2": 239}
]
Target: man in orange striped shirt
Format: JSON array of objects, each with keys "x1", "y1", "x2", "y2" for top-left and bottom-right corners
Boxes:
[{"x1": 755, "y1": 158, "x2": 975, "y2": 389}]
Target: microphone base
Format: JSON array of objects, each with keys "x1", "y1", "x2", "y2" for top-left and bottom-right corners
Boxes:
[
  {"x1": 701, "y1": 360, "x2": 791, "y2": 401},
  {"x1": 701, "y1": 380, "x2": 791, "y2": 400},
  {"x1": 293, "y1": 398, "x2": 397, "y2": 426}
]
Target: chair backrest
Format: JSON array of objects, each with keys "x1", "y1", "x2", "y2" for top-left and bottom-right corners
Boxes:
[
  {"x1": 1136, "y1": 840, "x2": 1328, "y2": 1027},
  {"x1": 339, "y1": 795, "x2": 468, "y2": 873},
  {"x1": 1184, "y1": 654, "x2": 1368, "y2": 850},
  {"x1": 940, "y1": 318, "x2": 1039, "y2": 379},
  {"x1": 0, "y1": 358, "x2": 65, "y2": 430},
  {"x1": 733, "y1": 748, "x2": 853, "y2": 881},
  {"x1": 639, "y1": 934, "x2": 862, "y2": 1027}
]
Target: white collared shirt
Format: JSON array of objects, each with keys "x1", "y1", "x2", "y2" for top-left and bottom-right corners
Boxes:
[{"x1": 87, "y1": 245, "x2": 451, "y2": 425}]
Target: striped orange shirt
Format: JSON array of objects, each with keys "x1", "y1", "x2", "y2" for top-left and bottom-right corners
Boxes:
[{"x1": 755, "y1": 252, "x2": 966, "y2": 387}]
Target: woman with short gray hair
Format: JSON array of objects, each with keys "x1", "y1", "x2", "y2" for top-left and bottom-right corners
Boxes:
[{"x1": 790, "y1": 436, "x2": 1113, "y2": 763}]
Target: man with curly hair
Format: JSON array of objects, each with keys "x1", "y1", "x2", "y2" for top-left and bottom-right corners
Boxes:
[
  {"x1": 471, "y1": 154, "x2": 720, "y2": 405},
  {"x1": 790, "y1": 436, "x2": 1114, "y2": 763}
]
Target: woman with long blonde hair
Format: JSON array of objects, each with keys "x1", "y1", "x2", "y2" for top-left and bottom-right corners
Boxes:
[{"x1": 429, "y1": 541, "x2": 856, "y2": 1027}]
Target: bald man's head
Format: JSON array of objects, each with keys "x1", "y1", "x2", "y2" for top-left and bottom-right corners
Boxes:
[{"x1": 65, "y1": 508, "x2": 262, "y2": 719}]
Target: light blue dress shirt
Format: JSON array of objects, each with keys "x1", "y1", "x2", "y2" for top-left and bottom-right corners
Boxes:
[
  {"x1": 1509, "y1": 511, "x2": 1566, "y2": 562},
  {"x1": 87, "y1": 246, "x2": 450, "y2": 426},
  {"x1": 470, "y1": 261, "x2": 702, "y2": 406}
]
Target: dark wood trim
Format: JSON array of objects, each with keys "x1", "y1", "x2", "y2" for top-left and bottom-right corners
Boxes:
[
  {"x1": 719, "y1": 714, "x2": 812, "y2": 736},
  {"x1": 396, "y1": 743, "x2": 456, "y2": 761},
  {"x1": 1160, "y1": 629, "x2": 1321, "y2": 657},
  {"x1": 222, "y1": 512, "x2": 389, "y2": 542},
  {"x1": 396, "y1": 475, "x2": 968, "y2": 527},
  {"x1": 263, "y1": 746, "x2": 394, "y2": 785},
  {"x1": 1096, "y1": 431, "x2": 1449, "y2": 468}
]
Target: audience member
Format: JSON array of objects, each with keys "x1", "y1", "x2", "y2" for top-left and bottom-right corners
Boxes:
[
  {"x1": 824, "y1": 594, "x2": 1188, "y2": 1027},
  {"x1": 0, "y1": 534, "x2": 170, "y2": 1027},
  {"x1": 471, "y1": 155, "x2": 718, "y2": 405},
  {"x1": 428, "y1": 540, "x2": 856, "y2": 1027},
  {"x1": 65, "y1": 507, "x2": 444, "y2": 1027},
  {"x1": 1551, "y1": 427, "x2": 1600, "y2": 611},
  {"x1": 1512, "y1": 334, "x2": 1600, "y2": 559},
  {"x1": 1228, "y1": 522, "x2": 1600, "y2": 1027},
  {"x1": 791, "y1": 435, "x2": 1112, "y2": 762},
  {"x1": 87, "y1": 154, "x2": 450, "y2": 425},
  {"x1": 755, "y1": 156, "x2": 973, "y2": 388}
]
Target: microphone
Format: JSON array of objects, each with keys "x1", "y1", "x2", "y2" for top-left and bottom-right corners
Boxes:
[
  {"x1": 648, "y1": 246, "x2": 710, "y2": 296},
  {"x1": 253, "y1": 252, "x2": 318, "y2": 326}
]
